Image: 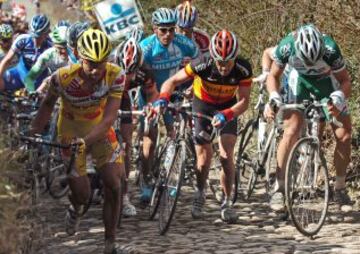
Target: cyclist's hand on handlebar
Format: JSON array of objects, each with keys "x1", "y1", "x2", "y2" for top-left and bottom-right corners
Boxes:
[
  {"x1": 327, "y1": 101, "x2": 341, "y2": 118},
  {"x1": 152, "y1": 92, "x2": 170, "y2": 114},
  {"x1": 71, "y1": 137, "x2": 86, "y2": 153},
  {"x1": 253, "y1": 71, "x2": 270, "y2": 83},
  {"x1": 264, "y1": 91, "x2": 282, "y2": 120},
  {"x1": 212, "y1": 109, "x2": 234, "y2": 129},
  {"x1": 328, "y1": 90, "x2": 347, "y2": 117}
]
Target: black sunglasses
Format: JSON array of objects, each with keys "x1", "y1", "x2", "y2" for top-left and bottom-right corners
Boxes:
[{"x1": 158, "y1": 27, "x2": 175, "y2": 34}]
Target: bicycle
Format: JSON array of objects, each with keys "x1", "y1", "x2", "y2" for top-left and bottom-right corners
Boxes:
[
  {"x1": 233, "y1": 80, "x2": 281, "y2": 203},
  {"x1": 284, "y1": 98, "x2": 342, "y2": 236},
  {"x1": 18, "y1": 134, "x2": 77, "y2": 205}
]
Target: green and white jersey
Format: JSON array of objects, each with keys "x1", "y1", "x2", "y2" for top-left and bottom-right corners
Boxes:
[
  {"x1": 273, "y1": 32, "x2": 345, "y2": 77},
  {"x1": 24, "y1": 47, "x2": 70, "y2": 92}
]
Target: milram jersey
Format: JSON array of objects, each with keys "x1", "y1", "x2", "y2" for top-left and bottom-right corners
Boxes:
[
  {"x1": 10, "y1": 34, "x2": 52, "y2": 70},
  {"x1": 24, "y1": 47, "x2": 72, "y2": 91},
  {"x1": 140, "y1": 33, "x2": 199, "y2": 89},
  {"x1": 185, "y1": 57, "x2": 252, "y2": 104},
  {"x1": 48, "y1": 63, "x2": 125, "y2": 124},
  {"x1": 273, "y1": 32, "x2": 345, "y2": 77}
]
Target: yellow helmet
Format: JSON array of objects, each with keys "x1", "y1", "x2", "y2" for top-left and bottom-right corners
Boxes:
[{"x1": 77, "y1": 28, "x2": 111, "y2": 62}]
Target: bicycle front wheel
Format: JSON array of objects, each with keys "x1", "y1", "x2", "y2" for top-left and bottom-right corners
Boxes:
[
  {"x1": 285, "y1": 137, "x2": 329, "y2": 236},
  {"x1": 159, "y1": 140, "x2": 186, "y2": 235},
  {"x1": 235, "y1": 118, "x2": 259, "y2": 202}
]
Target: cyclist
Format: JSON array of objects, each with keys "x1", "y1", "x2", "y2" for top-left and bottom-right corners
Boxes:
[
  {"x1": 24, "y1": 26, "x2": 70, "y2": 93},
  {"x1": 0, "y1": 24, "x2": 18, "y2": 67},
  {"x1": 0, "y1": 24, "x2": 13, "y2": 60},
  {"x1": 0, "y1": 14, "x2": 52, "y2": 92},
  {"x1": 264, "y1": 24, "x2": 352, "y2": 210},
  {"x1": 154, "y1": 29, "x2": 253, "y2": 223},
  {"x1": 113, "y1": 37, "x2": 153, "y2": 217},
  {"x1": 66, "y1": 21, "x2": 90, "y2": 64},
  {"x1": 175, "y1": 1, "x2": 210, "y2": 61},
  {"x1": 139, "y1": 7, "x2": 199, "y2": 202},
  {"x1": 30, "y1": 29, "x2": 125, "y2": 254}
]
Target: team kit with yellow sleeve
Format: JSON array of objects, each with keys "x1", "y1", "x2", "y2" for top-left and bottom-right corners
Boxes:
[
  {"x1": 47, "y1": 62, "x2": 125, "y2": 176},
  {"x1": 184, "y1": 57, "x2": 253, "y2": 144}
]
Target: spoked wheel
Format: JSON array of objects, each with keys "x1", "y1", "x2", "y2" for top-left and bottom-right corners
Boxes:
[
  {"x1": 46, "y1": 148, "x2": 70, "y2": 199},
  {"x1": 159, "y1": 140, "x2": 186, "y2": 235},
  {"x1": 208, "y1": 147, "x2": 225, "y2": 204},
  {"x1": 234, "y1": 118, "x2": 259, "y2": 203},
  {"x1": 265, "y1": 136, "x2": 278, "y2": 199},
  {"x1": 148, "y1": 145, "x2": 168, "y2": 220},
  {"x1": 285, "y1": 137, "x2": 329, "y2": 237}
]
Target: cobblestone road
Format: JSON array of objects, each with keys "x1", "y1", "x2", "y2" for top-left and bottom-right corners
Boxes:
[{"x1": 34, "y1": 173, "x2": 360, "y2": 254}]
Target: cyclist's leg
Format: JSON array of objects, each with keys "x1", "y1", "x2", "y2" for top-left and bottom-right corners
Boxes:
[
  {"x1": 119, "y1": 95, "x2": 133, "y2": 191},
  {"x1": 192, "y1": 99, "x2": 214, "y2": 218},
  {"x1": 58, "y1": 133, "x2": 90, "y2": 236},
  {"x1": 309, "y1": 74, "x2": 353, "y2": 204},
  {"x1": 92, "y1": 128, "x2": 125, "y2": 252},
  {"x1": 218, "y1": 121, "x2": 237, "y2": 199},
  {"x1": 275, "y1": 69, "x2": 306, "y2": 199}
]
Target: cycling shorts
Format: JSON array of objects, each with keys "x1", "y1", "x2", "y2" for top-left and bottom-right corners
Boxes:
[
  {"x1": 287, "y1": 69, "x2": 339, "y2": 102},
  {"x1": 58, "y1": 117, "x2": 123, "y2": 177},
  {"x1": 192, "y1": 96, "x2": 237, "y2": 145}
]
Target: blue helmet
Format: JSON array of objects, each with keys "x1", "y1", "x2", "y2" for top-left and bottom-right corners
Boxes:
[
  {"x1": 175, "y1": 1, "x2": 198, "y2": 28},
  {"x1": 57, "y1": 20, "x2": 71, "y2": 28},
  {"x1": 30, "y1": 14, "x2": 50, "y2": 37},
  {"x1": 125, "y1": 26, "x2": 145, "y2": 42},
  {"x1": 152, "y1": 8, "x2": 176, "y2": 26},
  {"x1": 66, "y1": 21, "x2": 90, "y2": 48}
]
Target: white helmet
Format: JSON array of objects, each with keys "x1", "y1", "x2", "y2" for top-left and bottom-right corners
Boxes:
[{"x1": 294, "y1": 24, "x2": 325, "y2": 65}]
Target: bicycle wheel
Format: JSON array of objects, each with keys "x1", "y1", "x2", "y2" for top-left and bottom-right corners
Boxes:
[
  {"x1": 285, "y1": 137, "x2": 329, "y2": 236},
  {"x1": 46, "y1": 148, "x2": 70, "y2": 199},
  {"x1": 159, "y1": 139, "x2": 186, "y2": 235},
  {"x1": 148, "y1": 146, "x2": 168, "y2": 220},
  {"x1": 234, "y1": 118, "x2": 259, "y2": 202},
  {"x1": 208, "y1": 145, "x2": 224, "y2": 204},
  {"x1": 265, "y1": 129, "x2": 278, "y2": 199}
]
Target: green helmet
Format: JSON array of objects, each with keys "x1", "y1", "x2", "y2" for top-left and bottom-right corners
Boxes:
[
  {"x1": 0, "y1": 24, "x2": 13, "y2": 40},
  {"x1": 50, "y1": 26, "x2": 68, "y2": 45}
]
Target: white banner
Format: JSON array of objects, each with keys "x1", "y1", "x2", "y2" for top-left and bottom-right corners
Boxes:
[{"x1": 93, "y1": 0, "x2": 144, "y2": 42}]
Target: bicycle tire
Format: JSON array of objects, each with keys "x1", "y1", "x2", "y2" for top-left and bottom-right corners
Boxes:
[
  {"x1": 208, "y1": 147, "x2": 224, "y2": 204},
  {"x1": 159, "y1": 139, "x2": 186, "y2": 235},
  {"x1": 148, "y1": 145, "x2": 169, "y2": 220},
  {"x1": 234, "y1": 118, "x2": 259, "y2": 203},
  {"x1": 265, "y1": 131, "x2": 278, "y2": 199},
  {"x1": 285, "y1": 137, "x2": 329, "y2": 237}
]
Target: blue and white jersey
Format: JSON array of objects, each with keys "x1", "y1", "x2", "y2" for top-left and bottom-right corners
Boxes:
[
  {"x1": 10, "y1": 34, "x2": 52, "y2": 70},
  {"x1": 140, "y1": 33, "x2": 199, "y2": 90}
]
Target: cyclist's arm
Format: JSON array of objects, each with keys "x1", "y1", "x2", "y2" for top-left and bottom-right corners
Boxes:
[
  {"x1": 0, "y1": 49, "x2": 16, "y2": 89},
  {"x1": 231, "y1": 84, "x2": 251, "y2": 117},
  {"x1": 266, "y1": 63, "x2": 284, "y2": 94},
  {"x1": 30, "y1": 74, "x2": 59, "y2": 135},
  {"x1": 24, "y1": 53, "x2": 48, "y2": 92},
  {"x1": 333, "y1": 68, "x2": 351, "y2": 98},
  {"x1": 83, "y1": 96, "x2": 121, "y2": 146},
  {"x1": 160, "y1": 68, "x2": 192, "y2": 95},
  {"x1": 261, "y1": 47, "x2": 275, "y2": 72}
]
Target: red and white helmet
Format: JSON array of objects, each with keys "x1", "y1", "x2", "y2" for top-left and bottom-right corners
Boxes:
[
  {"x1": 114, "y1": 38, "x2": 143, "y2": 74},
  {"x1": 210, "y1": 29, "x2": 239, "y2": 61}
]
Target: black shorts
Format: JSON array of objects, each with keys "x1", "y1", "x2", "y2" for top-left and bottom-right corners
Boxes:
[
  {"x1": 120, "y1": 93, "x2": 132, "y2": 124},
  {"x1": 192, "y1": 96, "x2": 237, "y2": 145}
]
